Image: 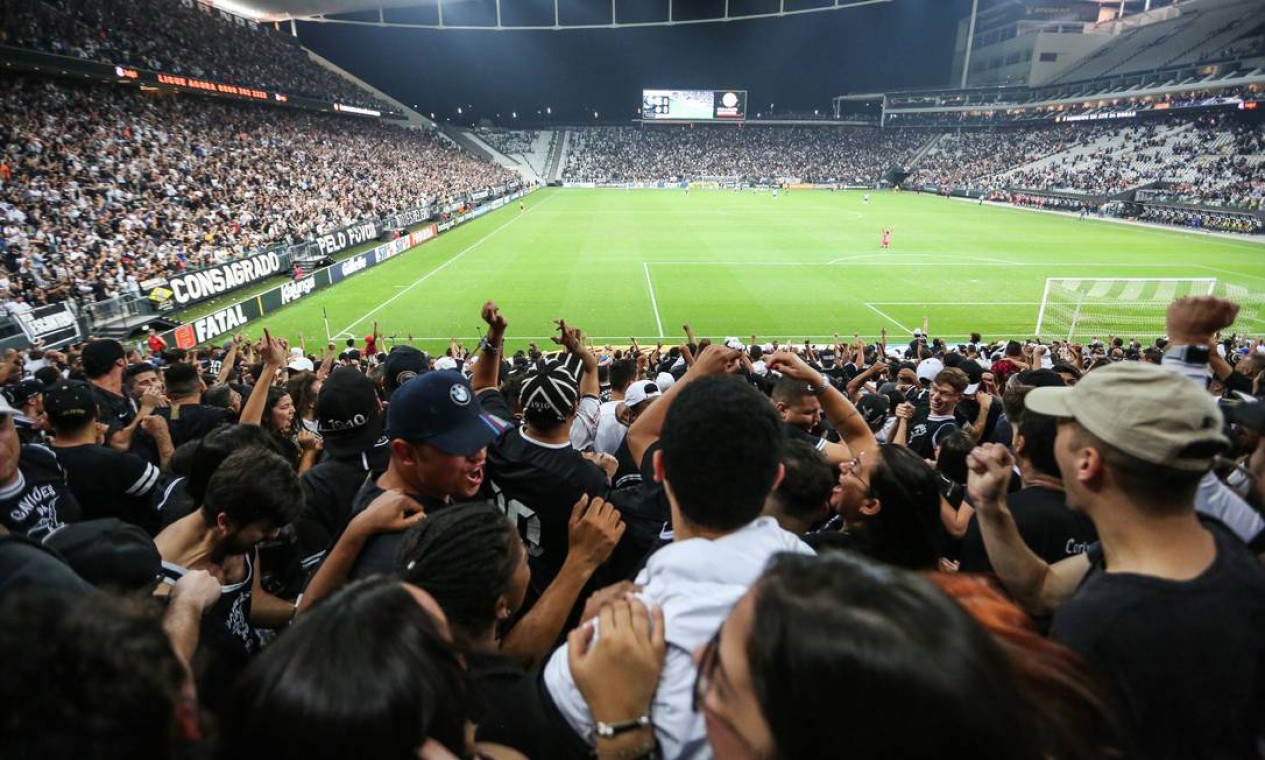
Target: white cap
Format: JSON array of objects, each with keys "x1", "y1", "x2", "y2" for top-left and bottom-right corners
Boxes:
[
  {"x1": 915, "y1": 357, "x2": 944, "y2": 385},
  {"x1": 625, "y1": 379, "x2": 662, "y2": 407},
  {"x1": 287, "y1": 357, "x2": 315, "y2": 372},
  {"x1": 655, "y1": 371, "x2": 676, "y2": 392},
  {"x1": 435, "y1": 356, "x2": 458, "y2": 371},
  {"x1": 913, "y1": 329, "x2": 923, "y2": 337},
  {"x1": 724, "y1": 337, "x2": 744, "y2": 350}
]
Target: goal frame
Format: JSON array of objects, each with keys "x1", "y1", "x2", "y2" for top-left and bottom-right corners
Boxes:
[{"x1": 1034, "y1": 277, "x2": 1217, "y2": 341}]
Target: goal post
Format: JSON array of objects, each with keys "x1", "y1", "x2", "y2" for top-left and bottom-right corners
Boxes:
[{"x1": 1035, "y1": 278, "x2": 1217, "y2": 342}]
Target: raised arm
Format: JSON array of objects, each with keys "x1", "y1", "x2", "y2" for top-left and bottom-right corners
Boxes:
[
  {"x1": 967, "y1": 443, "x2": 1089, "y2": 615},
  {"x1": 627, "y1": 344, "x2": 739, "y2": 468},
  {"x1": 215, "y1": 336, "x2": 240, "y2": 386},
  {"x1": 240, "y1": 329, "x2": 284, "y2": 426},
  {"x1": 473, "y1": 301, "x2": 506, "y2": 393},
  {"x1": 767, "y1": 350, "x2": 878, "y2": 458}
]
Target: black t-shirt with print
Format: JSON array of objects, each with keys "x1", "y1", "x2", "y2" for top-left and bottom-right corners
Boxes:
[
  {"x1": 0, "y1": 445, "x2": 81, "y2": 540},
  {"x1": 906, "y1": 408, "x2": 965, "y2": 459},
  {"x1": 480, "y1": 389, "x2": 610, "y2": 599},
  {"x1": 958, "y1": 486, "x2": 1097, "y2": 574},
  {"x1": 53, "y1": 443, "x2": 163, "y2": 534}
]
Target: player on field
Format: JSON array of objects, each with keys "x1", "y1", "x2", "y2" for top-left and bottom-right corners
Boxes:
[
  {"x1": 880, "y1": 228, "x2": 892, "y2": 250},
  {"x1": 863, "y1": 192, "x2": 871, "y2": 204}
]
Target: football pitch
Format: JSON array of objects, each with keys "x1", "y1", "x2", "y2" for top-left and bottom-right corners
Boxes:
[{"x1": 253, "y1": 188, "x2": 1265, "y2": 353}]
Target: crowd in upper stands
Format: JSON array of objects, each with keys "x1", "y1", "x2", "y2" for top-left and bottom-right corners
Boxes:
[
  {"x1": 0, "y1": 0, "x2": 391, "y2": 110},
  {"x1": 912, "y1": 114, "x2": 1265, "y2": 211},
  {"x1": 563, "y1": 126, "x2": 927, "y2": 184},
  {"x1": 2, "y1": 295, "x2": 1262, "y2": 760},
  {"x1": 0, "y1": 75, "x2": 515, "y2": 309}
]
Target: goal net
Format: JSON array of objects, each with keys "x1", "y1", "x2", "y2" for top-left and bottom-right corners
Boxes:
[{"x1": 1035, "y1": 278, "x2": 1217, "y2": 342}]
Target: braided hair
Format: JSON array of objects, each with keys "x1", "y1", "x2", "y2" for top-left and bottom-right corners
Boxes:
[{"x1": 395, "y1": 501, "x2": 522, "y2": 647}]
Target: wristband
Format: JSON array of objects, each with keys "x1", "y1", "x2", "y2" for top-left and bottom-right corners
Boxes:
[
  {"x1": 479, "y1": 337, "x2": 501, "y2": 353},
  {"x1": 595, "y1": 714, "x2": 651, "y2": 738}
]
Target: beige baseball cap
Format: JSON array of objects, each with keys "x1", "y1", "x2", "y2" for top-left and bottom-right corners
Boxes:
[{"x1": 1025, "y1": 362, "x2": 1227, "y2": 472}]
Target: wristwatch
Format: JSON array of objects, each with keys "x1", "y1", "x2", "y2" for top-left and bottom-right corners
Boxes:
[{"x1": 594, "y1": 714, "x2": 651, "y2": 738}]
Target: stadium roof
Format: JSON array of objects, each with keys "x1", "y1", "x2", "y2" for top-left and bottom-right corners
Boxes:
[{"x1": 220, "y1": 0, "x2": 466, "y2": 23}]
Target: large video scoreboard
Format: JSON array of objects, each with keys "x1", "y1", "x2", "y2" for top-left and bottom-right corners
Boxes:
[{"x1": 641, "y1": 89, "x2": 747, "y2": 121}]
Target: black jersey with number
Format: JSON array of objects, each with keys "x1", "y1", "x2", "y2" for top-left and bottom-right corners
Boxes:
[
  {"x1": 480, "y1": 389, "x2": 610, "y2": 599},
  {"x1": 0, "y1": 445, "x2": 81, "y2": 540}
]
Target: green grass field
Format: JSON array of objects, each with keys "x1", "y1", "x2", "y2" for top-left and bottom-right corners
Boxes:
[{"x1": 251, "y1": 188, "x2": 1265, "y2": 354}]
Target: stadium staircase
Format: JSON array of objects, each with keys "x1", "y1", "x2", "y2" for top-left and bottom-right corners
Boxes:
[
  {"x1": 906, "y1": 133, "x2": 947, "y2": 171},
  {"x1": 440, "y1": 126, "x2": 501, "y2": 163},
  {"x1": 546, "y1": 130, "x2": 570, "y2": 183}
]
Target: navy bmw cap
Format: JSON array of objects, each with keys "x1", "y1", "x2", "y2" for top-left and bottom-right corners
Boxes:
[{"x1": 386, "y1": 370, "x2": 501, "y2": 456}]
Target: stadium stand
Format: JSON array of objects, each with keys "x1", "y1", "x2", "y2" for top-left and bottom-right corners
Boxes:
[
  {"x1": 1048, "y1": 0, "x2": 1265, "y2": 84},
  {"x1": 3, "y1": 1, "x2": 1265, "y2": 758},
  {"x1": 0, "y1": 74, "x2": 515, "y2": 309},
  {"x1": 563, "y1": 126, "x2": 928, "y2": 184},
  {"x1": 0, "y1": 0, "x2": 391, "y2": 109}
]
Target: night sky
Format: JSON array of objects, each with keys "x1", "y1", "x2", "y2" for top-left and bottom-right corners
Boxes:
[{"x1": 295, "y1": 0, "x2": 974, "y2": 125}]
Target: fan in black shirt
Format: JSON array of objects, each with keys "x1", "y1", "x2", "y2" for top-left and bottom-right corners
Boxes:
[
  {"x1": 479, "y1": 340, "x2": 612, "y2": 602},
  {"x1": 296, "y1": 367, "x2": 390, "y2": 569},
  {"x1": 45, "y1": 381, "x2": 169, "y2": 534},
  {"x1": 969, "y1": 353, "x2": 1265, "y2": 760},
  {"x1": 334, "y1": 369, "x2": 507, "y2": 578}
]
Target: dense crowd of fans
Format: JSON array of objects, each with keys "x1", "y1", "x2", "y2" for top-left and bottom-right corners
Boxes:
[
  {"x1": 909, "y1": 114, "x2": 1265, "y2": 212},
  {"x1": 563, "y1": 126, "x2": 926, "y2": 184},
  {"x1": 1, "y1": 296, "x2": 1262, "y2": 759},
  {"x1": 478, "y1": 129, "x2": 540, "y2": 157},
  {"x1": 0, "y1": 74, "x2": 515, "y2": 308},
  {"x1": 0, "y1": 0, "x2": 391, "y2": 110}
]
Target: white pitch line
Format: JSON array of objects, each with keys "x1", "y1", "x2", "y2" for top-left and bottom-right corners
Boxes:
[
  {"x1": 332, "y1": 193, "x2": 557, "y2": 338},
  {"x1": 648, "y1": 261, "x2": 1215, "y2": 269},
  {"x1": 864, "y1": 303, "x2": 913, "y2": 334},
  {"x1": 643, "y1": 262, "x2": 665, "y2": 339},
  {"x1": 868, "y1": 301, "x2": 1042, "y2": 306}
]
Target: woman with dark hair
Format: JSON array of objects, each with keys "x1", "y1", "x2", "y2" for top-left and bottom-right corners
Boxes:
[
  {"x1": 284, "y1": 370, "x2": 322, "y2": 435},
  {"x1": 568, "y1": 552, "x2": 1043, "y2": 760},
  {"x1": 813, "y1": 443, "x2": 942, "y2": 569},
  {"x1": 396, "y1": 502, "x2": 531, "y2": 724},
  {"x1": 261, "y1": 385, "x2": 320, "y2": 474},
  {"x1": 216, "y1": 576, "x2": 505, "y2": 760}
]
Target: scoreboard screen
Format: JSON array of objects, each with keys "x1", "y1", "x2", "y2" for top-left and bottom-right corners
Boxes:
[{"x1": 642, "y1": 89, "x2": 747, "y2": 121}]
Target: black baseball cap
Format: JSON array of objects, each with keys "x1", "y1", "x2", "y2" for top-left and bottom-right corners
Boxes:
[
  {"x1": 386, "y1": 370, "x2": 500, "y2": 456},
  {"x1": 317, "y1": 367, "x2": 385, "y2": 456},
  {"x1": 43, "y1": 381, "x2": 98, "y2": 426},
  {"x1": 855, "y1": 394, "x2": 890, "y2": 432},
  {"x1": 3, "y1": 378, "x2": 46, "y2": 409},
  {"x1": 384, "y1": 346, "x2": 427, "y2": 396},
  {"x1": 958, "y1": 359, "x2": 985, "y2": 394},
  {"x1": 43, "y1": 519, "x2": 161, "y2": 592},
  {"x1": 81, "y1": 339, "x2": 126, "y2": 378}
]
